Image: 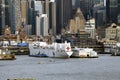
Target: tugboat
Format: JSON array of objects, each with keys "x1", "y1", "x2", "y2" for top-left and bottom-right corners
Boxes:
[{"x1": 0, "y1": 48, "x2": 15, "y2": 60}]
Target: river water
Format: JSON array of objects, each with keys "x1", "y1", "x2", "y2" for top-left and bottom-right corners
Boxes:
[{"x1": 0, "y1": 54, "x2": 120, "y2": 80}]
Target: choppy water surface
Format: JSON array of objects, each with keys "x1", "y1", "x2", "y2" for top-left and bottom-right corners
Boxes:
[{"x1": 0, "y1": 54, "x2": 120, "y2": 80}]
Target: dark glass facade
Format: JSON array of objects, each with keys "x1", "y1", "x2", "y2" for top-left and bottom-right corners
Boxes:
[
  {"x1": 0, "y1": 13, "x2": 1, "y2": 30},
  {"x1": 56, "y1": 0, "x2": 72, "y2": 34},
  {"x1": 74, "y1": 0, "x2": 94, "y2": 20},
  {"x1": 49, "y1": 2, "x2": 56, "y2": 35},
  {"x1": 106, "y1": 0, "x2": 120, "y2": 24},
  {"x1": 5, "y1": 0, "x2": 11, "y2": 27},
  {"x1": 0, "y1": 0, "x2": 5, "y2": 35}
]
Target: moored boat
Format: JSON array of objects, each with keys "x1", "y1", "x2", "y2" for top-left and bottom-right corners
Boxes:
[
  {"x1": 0, "y1": 49, "x2": 15, "y2": 60},
  {"x1": 110, "y1": 43, "x2": 120, "y2": 56},
  {"x1": 71, "y1": 47, "x2": 98, "y2": 58},
  {"x1": 29, "y1": 41, "x2": 73, "y2": 58},
  {"x1": 0, "y1": 40, "x2": 30, "y2": 55}
]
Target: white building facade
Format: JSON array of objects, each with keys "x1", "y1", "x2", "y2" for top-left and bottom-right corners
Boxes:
[
  {"x1": 35, "y1": 1, "x2": 49, "y2": 36},
  {"x1": 85, "y1": 18, "x2": 96, "y2": 39},
  {"x1": 40, "y1": 14, "x2": 49, "y2": 36},
  {"x1": 36, "y1": 14, "x2": 49, "y2": 36}
]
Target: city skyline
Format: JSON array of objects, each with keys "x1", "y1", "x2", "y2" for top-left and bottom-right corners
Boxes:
[
  {"x1": 0, "y1": 0, "x2": 120, "y2": 36},
  {"x1": 0, "y1": 1, "x2": 120, "y2": 80}
]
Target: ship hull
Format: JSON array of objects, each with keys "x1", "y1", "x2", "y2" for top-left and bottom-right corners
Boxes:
[{"x1": 29, "y1": 42, "x2": 73, "y2": 58}]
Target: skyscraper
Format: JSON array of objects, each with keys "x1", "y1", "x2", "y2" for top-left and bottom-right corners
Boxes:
[
  {"x1": 1, "y1": 0, "x2": 23, "y2": 34},
  {"x1": 49, "y1": 1, "x2": 56, "y2": 35},
  {"x1": 40, "y1": 0, "x2": 49, "y2": 29},
  {"x1": 36, "y1": 14, "x2": 48, "y2": 36},
  {"x1": 106, "y1": 0, "x2": 120, "y2": 24},
  {"x1": 74, "y1": 0, "x2": 94, "y2": 20},
  {"x1": 31, "y1": 0, "x2": 49, "y2": 35},
  {"x1": 35, "y1": 0, "x2": 43, "y2": 36},
  {"x1": 34, "y1": 0, "x2": 43, "y2": 14},
  {"x1": 41, "y1": 14, "x2": 49, "y2": 36},
  {"x1": 21, "y1": 0, "x2": 29, "y2": 24},
  {"x1": 56, "y1": 0, "x2": 72, "y2": 34},
  {"x1": 0, "y1": 0, "x2": 5, "y2": 35},
  {"x1": 5, "y1": 0, "x2": 11, "y2": 27},
  {"x1": 29, "y1": 0, "x2": 36, "y2": 35},
  {"x1": 10, "y1": 0, "x2": 22, "y2": 34}
]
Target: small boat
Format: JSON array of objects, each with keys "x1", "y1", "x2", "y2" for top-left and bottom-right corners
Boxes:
[
  {"x1": 71, "y1": 47, "x2": 98, "y2": 58},
  {"x1": 29, "y1": 41, "x2": 73, "y2": 58},
  {"x1": 110, "y1": 43, "x2": 120, "y2": 56},
  {"x1": 0, "y1": 49, "x2": 16, "y2": 60}
]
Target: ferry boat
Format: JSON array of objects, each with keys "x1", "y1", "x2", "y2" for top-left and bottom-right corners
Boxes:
[
  {"x1": 0, "y1": 49, "x2": 15, "y2": 60},
  {"x1": 0, "y1": 40, "x2": 29, "y2": 55},
  {"x1": 29, "y1": 41, "x2": 73, "y2": 58},
  {"x1": 71, "y1": 47, "x2": 98, "y2": 58}
]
